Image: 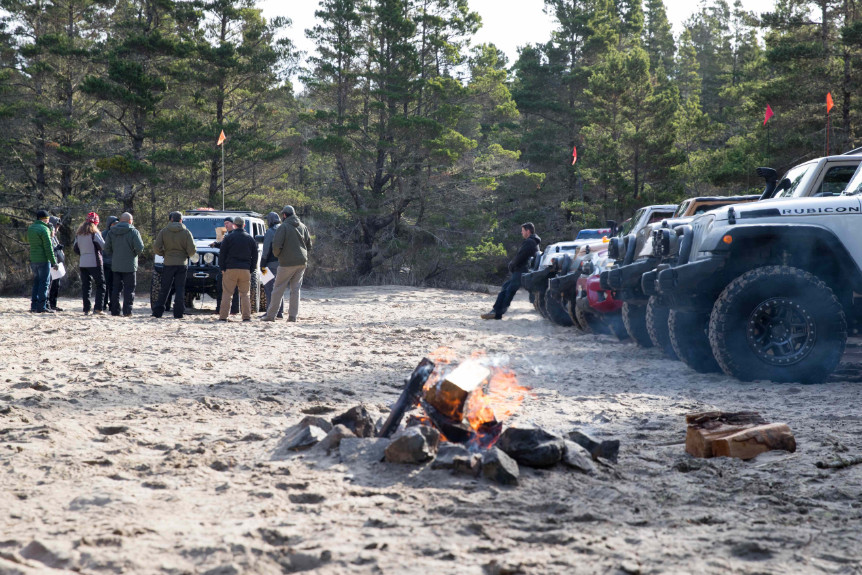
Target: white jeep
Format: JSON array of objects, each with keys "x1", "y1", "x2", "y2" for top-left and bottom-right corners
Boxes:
[{"x1": 151, "y1": 210, "x2": 269, "y2": 312}]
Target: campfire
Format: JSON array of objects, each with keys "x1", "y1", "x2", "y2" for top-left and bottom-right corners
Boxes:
[
  {"x1": 379, "y1": 348, "x2": 530, "y2": 451},
  {"x1": 279, "y1": 350, "x2": 616, "y2": 486}
]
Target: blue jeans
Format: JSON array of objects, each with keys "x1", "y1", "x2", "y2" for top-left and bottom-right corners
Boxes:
[
  {"x1": 30, "y1": 262, "x2": 51, "y2": 311},
  {"x1": 492, "y1": 271, "x2": 523, "y2": 318}
]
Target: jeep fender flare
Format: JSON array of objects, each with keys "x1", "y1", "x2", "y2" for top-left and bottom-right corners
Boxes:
[{"x1": 705, "y1": 224, "x2": 862, "y2": 293}]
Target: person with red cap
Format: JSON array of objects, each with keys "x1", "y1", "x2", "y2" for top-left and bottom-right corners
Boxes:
[{"x1": 73, "y1": 212, "x2": 106, "y2": 315}]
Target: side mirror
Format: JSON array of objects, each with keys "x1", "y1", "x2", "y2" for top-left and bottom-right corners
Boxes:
[
  {"x1": 606, "y1": 220, "x2": 617, "y2": 237},
  {"x1": 254, "y1": 235, "x2": 265, "y2": 243}
]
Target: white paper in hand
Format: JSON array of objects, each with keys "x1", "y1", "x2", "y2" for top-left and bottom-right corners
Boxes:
[
  {"x1": 51, "y1": 262, "x2": 66, "y2": 280},
  {"x1": 260, "y1": 267, "x2": 274, "y2": 285}
]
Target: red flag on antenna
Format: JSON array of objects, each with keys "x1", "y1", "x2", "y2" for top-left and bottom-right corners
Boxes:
[
  {"x1": 763, "y1": 104, "x2": 774, "y2": 126},
  {"x1": 217, "y1": 130, "x2": 226, "y2": 146},
  {"x1": 826, "y1": 93, "x2": 834, "y2": 114},
  {"x1": 571, "y1": 146, "x2": 577, "y2": 165}
]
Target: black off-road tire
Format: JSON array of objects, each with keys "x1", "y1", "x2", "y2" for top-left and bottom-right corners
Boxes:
[
  {"x1": 250, "y1": 271, "x2": 261, "y2": 313},
  {"x1": 150, "y1": 269, "x2": 162, "y2": 312},
  {"x1": 259, "y1": 277, "x2": 268, "y2": 312},
  {"x1": 607, "y1": 312, "x2": 629, "y2": 341},
  {"x1": 709, "y1": 266, "x2": 846, "y2": 383},
  {"x1": 545, "y1": 289, "x2": 574, "y2": 327},
  {"x1": 535, "y1": 289, "x2": 550, "y2": 320},
  {"x1": 668, "y1": 308, "x2": 720, "y2": 373},
  {"x1": 184, "y1": 291, "x2": 196, "y2": 310},
  {"x1": 622, "y1": 303, "x2": 652, "y2": 347},
  {"x1": 575, "y1": 296, "x2": 609, "y2": 335},
  {"x1": 646, "y1": 296, "x2": 677, "y2": 360},
  {"x1": 566, "y1": 297, "x2": 585, "y2": 331}
]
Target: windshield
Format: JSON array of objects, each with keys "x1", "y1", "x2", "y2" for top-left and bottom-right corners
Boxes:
[
  {"x1": 576, "y1": 229, "x2": 607, "y2": 240},
  {"x1": 773, "y1": 162, "x2": 816, "y2": 199},
  {"x1": 841, "y1": 164, "x2": 862, "y2": 195},
  {"x1": 184, "y1": 217, "x2": 229, "y2": 240},
  {"x1": 673, "y1": 200, "x2": 692, "y2": 218},
  {"x1": 620, "y1": 212, "x2": 641, "y2": 236}
]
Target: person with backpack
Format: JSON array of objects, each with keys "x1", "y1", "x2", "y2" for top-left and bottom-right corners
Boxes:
[
  {"x1": 47, "y1": 216, "x2": 66, "y2": 311},
  {"x1": 260, "y1": 211, "x2": 284, "y2": 319},
  {"x1": 104, "y1": 212, "x2": 145, "y2": 317},
  {"x1": 73, "y1": 212, "x2": 106, "y2": 315}
]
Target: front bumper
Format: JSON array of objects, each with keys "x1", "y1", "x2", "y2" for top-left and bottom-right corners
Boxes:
[
  {"x1": 655, "y1": 255, "x2": 727, "y2": 312},
  {"x1": 548, "y1": 271, "x2": 581, "y2": 300},
  {"x1": 521, "y1": 267, "x2": 553, "y2": 292},
  {"x1": 586, "y1": 275, "x2": 622, "y2": 314}
]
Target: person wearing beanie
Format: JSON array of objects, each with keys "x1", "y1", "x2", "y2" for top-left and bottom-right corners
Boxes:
[
  {"x1": 217, "y1": 216, "x2": 257, "y2": 321},
  {"x1": 47, "y1": 216, "x2": 66, "y2": 311},
  {"x1": 481, "y1": 222, "x2": 541, "y2": 320},
  {"x1": 152, "y1": 211, "x2": 196, "y2": 319},
  {"x1": 262, "y1": 205, "x2": 312, "y2": 323},
  {"x1": 101, "y1": 215, "x2": 119, "y2": 311},
  {"x1": 260, "y1": 211, "x2": 284, "y2": 318},
  {"x1": 27, "y1": 210, "x2": 58, "y2": 313},
  {"x1": 73, "y1": 212, "x2": 106, "y2": 315},
  {"x1": 104, "y1": 212, "x2": 144, "y2": 316}
]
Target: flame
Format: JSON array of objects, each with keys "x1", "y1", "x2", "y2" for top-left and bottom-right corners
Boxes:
[{"x1": 463, "y1": 367, "x2": 529, "y2": 431}]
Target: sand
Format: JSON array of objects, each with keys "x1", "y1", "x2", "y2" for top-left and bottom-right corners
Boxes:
[{"x1": 1, "y1": 286, "x2": 861, "y2": 574}]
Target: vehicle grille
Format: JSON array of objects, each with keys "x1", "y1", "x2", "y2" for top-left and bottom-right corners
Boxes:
[{"x1": 688, "y1": 215, "x2": 714, "y2": 259}]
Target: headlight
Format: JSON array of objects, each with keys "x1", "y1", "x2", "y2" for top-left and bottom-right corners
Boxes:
[
  {"x1": 190, "y1": 253, "x2": 200, "y2": 264},
  {"x1": 203, "y1": 253, "x2": 215, "y2": 264}
]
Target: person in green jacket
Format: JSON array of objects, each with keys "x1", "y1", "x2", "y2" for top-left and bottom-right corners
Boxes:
[
  {"x1": 27, "y1": 210, "x2": 58, "y2": 313},
  {"x1": 262, "y1": 205, "x2": 312, "y2": 323},
  {"x1": 104, "y1": 212, "x2": 145, "y2": 316},
  {"x1": 151, "y1": 211, "x2": 196, "y2": 319}
]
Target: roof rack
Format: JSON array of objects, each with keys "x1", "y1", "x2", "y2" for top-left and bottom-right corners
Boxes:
[{"x1": 184, "y1": 209, "x2": 263, "y2": 218}]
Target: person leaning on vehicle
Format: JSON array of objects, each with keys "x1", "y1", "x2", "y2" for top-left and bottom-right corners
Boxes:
[
  {"x1": 104, "y1": 212, "x2": 145, "y2": 317},
  {"x1": 481, "y1": 222, "x2": 541, "y2": 320},
  {"x1": 27, "y1": 209, "x2": 58, "y2": 313},
  {"x1": 217, "y1": 216, "x2": 258, "y2": 322},
  {"x1": 262, "y1": 205, "x2": 312, "y2": 323},
  {"x1": 152, "y1": 211, "x2": 196, "y2": 319}
]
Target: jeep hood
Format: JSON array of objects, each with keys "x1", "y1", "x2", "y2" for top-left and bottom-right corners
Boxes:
[{"x1": 702, "y1": 195, "x2": 862, "y2": 223}]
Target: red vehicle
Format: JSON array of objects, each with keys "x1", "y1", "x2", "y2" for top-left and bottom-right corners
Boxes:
[{"x1": 572, "y1": 250, "x2": 627, "y2": 338}]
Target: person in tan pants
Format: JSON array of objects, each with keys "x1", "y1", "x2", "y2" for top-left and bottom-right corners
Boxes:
[
  {"x1": 218, "y1": 217, "x2": 258, "y2": 321},
  {"x1": 263, "y1": 206, "x2": 312, "y2": 323}
]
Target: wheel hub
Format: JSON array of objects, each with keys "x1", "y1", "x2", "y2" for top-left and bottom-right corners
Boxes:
[{"x1": 746, "y1": 298, "x2": 816, "y2": 366}]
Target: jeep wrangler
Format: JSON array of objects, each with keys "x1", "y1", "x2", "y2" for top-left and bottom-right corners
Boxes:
[
  {"x1": 653, "y1": 161, "x2": 862, "y2": 383},
  {"x1": 151, "y1": 209, "x2": 269, "y2": 313}
]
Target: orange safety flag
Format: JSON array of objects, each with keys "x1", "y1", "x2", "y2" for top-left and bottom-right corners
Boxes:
[
  {"x1": 217, "y1": 130, "x2": 226, "y2": 146},
  {"x1": 763, "y1": 104, "x2": 774, "y2": 126},
  {"x1": 572, "y1": 146, "x2": 577, "y2": 165},
  {"x1": 826, "y1": 93, "x2": 834, "y2": 114}
]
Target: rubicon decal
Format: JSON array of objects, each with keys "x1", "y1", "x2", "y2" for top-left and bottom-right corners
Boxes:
[{"x1": 780, "y1": 206, "x2": 861, "y2": 214}]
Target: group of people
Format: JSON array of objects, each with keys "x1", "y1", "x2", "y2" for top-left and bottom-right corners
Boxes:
[{"x1": 27, "y1": 206, "x2": 313, "y2": 323}]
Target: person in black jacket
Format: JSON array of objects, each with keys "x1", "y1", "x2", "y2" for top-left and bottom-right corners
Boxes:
[
  {"x1": 218, "y1": 217, "x2": 258, "y2": 321},
  {"x1": 481, "y1": 222, "x2": 541, "y2": 320}
]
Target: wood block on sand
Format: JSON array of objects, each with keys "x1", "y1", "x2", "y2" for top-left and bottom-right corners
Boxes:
[{"x1": 685, "y1": 411, "x2": 796, "y2": 460}]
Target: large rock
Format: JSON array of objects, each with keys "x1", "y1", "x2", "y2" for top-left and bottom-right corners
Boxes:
[
  {"x1": 431, "y1": 443, "x2": 481, "y2": 476},
  {"x1": 497, "y1": 427, "x2": 565, "y2": 468},
  {"x1": 481, "y1": 447, "x2": 519, "y2": 486},
  {"x1": 339, "y1": 438, "x2": 389, "y2": 465},
  {"x1": 272, "y1": 422, "x2": 329, "y2": 458},
  {"x1": 331, "y1": 405, "x2": 375, "y2": 438},
  {"x1": 568, "y1": 430, "x2": 620, "y2": 463},
  {"x1": 313, "y1": 424, "x2": 356, "y2": 454},
  {"x1": 562, "y1": 440, "x2": 597, "y2": 474},
  {"x1": 20, "y1": 540, "x2": 77, "y2": 569},
  {"x1": 294, "y1": 415, "x2": 333, "y2": 433},
  {"x1": 384, "y1": 425, "x2": 440, "y2": 464}
]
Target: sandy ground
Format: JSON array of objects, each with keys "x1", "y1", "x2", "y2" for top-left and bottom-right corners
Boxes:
[{"x1": 1, "y1": 286, "x2": 861, "y2": 575}]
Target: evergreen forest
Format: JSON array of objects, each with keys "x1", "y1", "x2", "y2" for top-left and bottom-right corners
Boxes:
[{"x1": 1, "y1": 0, "x2": 859, "y2": 289}]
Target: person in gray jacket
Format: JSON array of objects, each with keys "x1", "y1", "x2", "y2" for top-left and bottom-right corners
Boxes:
[
  {"x1": 262, "y1": 206, "x2": 312, "y2": 323},
  {"x1": 104, "y1": 212, "x2": 145, "y2": 317},
  {"x1": 73, "y1": 212, "x2": 106, "y2": 315},
  {"x1": 101, "y1": 215, "x2": 119, "y2": 311},
  {"x1": 152, "y1": 211, "x2": 196, "y2": 319},
  {"x1": 260, "y1": 211, "x2": 284, "y2": 318}
]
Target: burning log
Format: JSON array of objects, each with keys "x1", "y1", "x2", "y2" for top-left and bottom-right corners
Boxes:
[
  {"x1": 424, "y1": 361, "x2": 490, "y2": 421},
  {"x1": 378, "y1": 358, "x2": 435, "y2": 438},
  {"x1": 685, "y1": 411, "x2": 796, "y2": 460}
]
